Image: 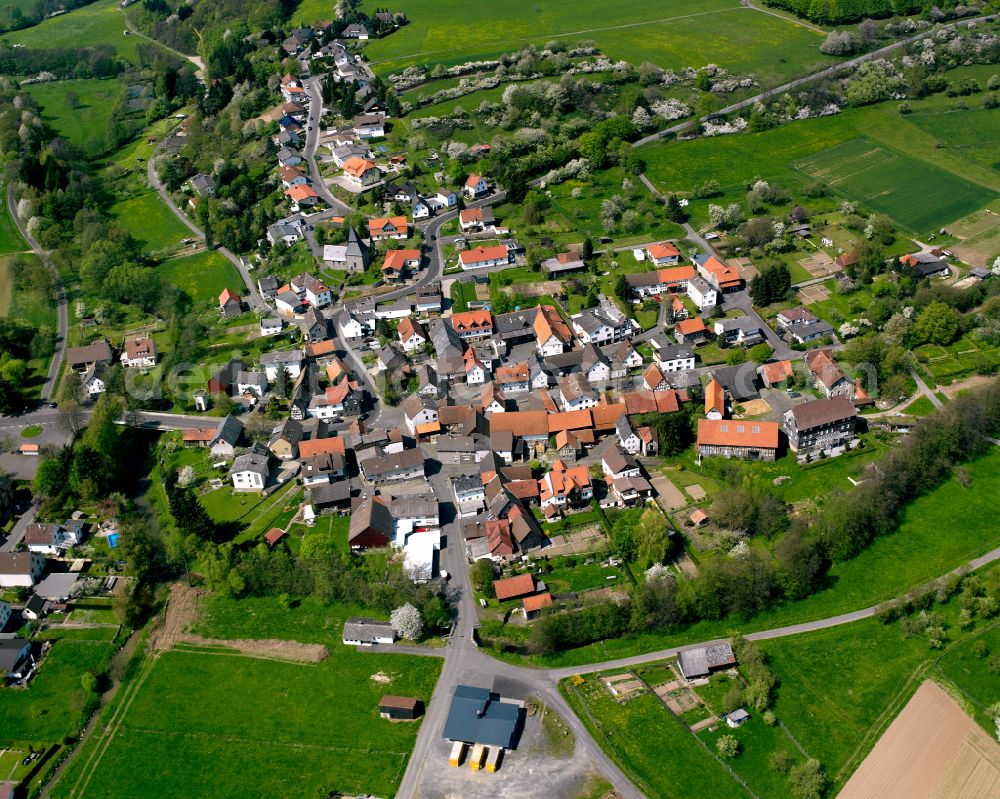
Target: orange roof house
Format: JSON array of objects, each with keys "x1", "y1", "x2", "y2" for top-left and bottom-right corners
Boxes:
[
  {"x1": 647, "y1": 241, "x2": 680, "y2": 262},
  {"x1": 459, "y1": 244, "x2": 510, "y2": 267},
  {"x1": 494, "y1": 573, "x2": 538, "y2": 602},
  {"x1": 700, "y1": 255, "x2": 741, "y2": 289},
  {"x1": 539, "y1": 458, "x2": 593, "y2": 506},
  {"x1": 342, "y1": 156, "x2": 378, "y2": 178},
  {"x1": 522, "y1": 592, "x2": 553, "y2": 615},
  {"x1": 368, "y1": 215, "x2": 409, "y2": 238},
  {"x1": 533, "y1": 304, "x2": 571, "y2": 349},
  {"x1": 676, "y1": 318, "x2": 707, "y2": 337},
  {"x1": 760, "y1": 360, "x2": 795, "y2": 386},
  {"x1": 658, "y1": 265, "x2": 696, "y2": 287},
  {"x1": 705, "y1": 377, "x2": 726, "y2": 419},
  {"x1": 285, "y1": 184, "x2": 319, "y2": 203},
  {"x1": 383, "y1": 249, "x2": 421, "y2": 271},
  {"x1": 297, "y1": 436, "x2": 347, "y2": 459},
  {"x1": 696, "y1": 418, "x2": 779, "y2": 458},
  {"x1": 449, "y1": 309, "x2": 493, "y2": 337}
]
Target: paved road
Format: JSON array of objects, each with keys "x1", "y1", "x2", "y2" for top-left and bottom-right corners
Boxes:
[
  {"x1": 146, "y1": 138, "x2": 262, "y2": 308},
  {"x1": 1, "y1": 505, "x2": 37, "y2": 552},
  {"x1": 119, "y1": 8, "x2": 205, "y2": 79},
  {"x1": 6, "y1": 184, "x2": 68, "y2": 401},
  {"x1": 910, "y1": 369, "x2": 944, "y2": 410},
  {"x1": 632, "y1": 12, "x2": 1000, "y2": 147}
]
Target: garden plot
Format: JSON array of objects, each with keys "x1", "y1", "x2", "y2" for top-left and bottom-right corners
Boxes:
[
  {"x1": 602, "y1": 673, "x2": 646, "y2": 702},
  {"x1": 797, "y1": 283, "x2": 830, "y2": 304},
  {"x1": 798, "y1": 251, "x2": 838, "y2": 278}
]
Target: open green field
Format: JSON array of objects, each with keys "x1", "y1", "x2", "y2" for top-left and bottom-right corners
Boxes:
[
  {"x1": 641, "y1": 91, "x2": 1000, "y2": 233},
  {"x1": 937, "y1": 623, "x2": 1000, "y2": 723},
  {"x1": 157, "y1": 249, "x2": 242, "y2": 308},
  {"x1": 6, "y1": 0, "x2": 140, "y2": 61},
  {"x1": 562, "y1": 678, "x2": 748, "y2": 799},
  {"x1": 0, "y1": 639, "x2": 115, "y2": 746},
  {"x1": 20, "y1": 78, "x2": 121, "y2": 154},
  {"x1": 518, "y1": 445, "x2": 1000, "y2": 667},
  {"x1": 791, "y1": 137, "x2": 994, "y2": 233},
  {"x1": 0, "y1": 194, "x2": 25, "y2": 257},
  {"x1": 53, "y1": 597, "x2": 441, "y2": 799},
  {"x1": 353, "y1": 0, "x2": 832, "y2": 87},
  {"x1": 761, "y1": 617, "x2": 932, "y2": 781},
  {"x1": 110, "y1": 192, "x2": 191, "y2": 254},
  {"x1": 698, "y1": 714, "x2": 807, "y2": 798}
]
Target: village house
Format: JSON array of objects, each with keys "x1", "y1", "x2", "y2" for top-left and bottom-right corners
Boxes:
[
  {"x1": 464, "y1": 173, "x2": 489, "y2": 199},
  {"x1": 543, "y1": 248, "x2": 586, "y2": 276},
  {"x1": 464, "y1": 349, "x2": 489, "y2": 385},
  {"x1": 290, "y1": 272, "x2": 333, "y2": 308},
  {"x1": 759, "y1": 359, "x2": 795, "y2": 387},
  {"x1": 268, "y1": 220, "x2": 302, "y2": 246},
  {"x1": 229, "y1": 445, "x2": 270, "y2": 491},
  {"x1": 398, "y1": 316, "x2": 428, "y2": 353},
  {"x1": 188, "y1": 173, "x2": 215, "y2": 197},
  {"x1": 459, "y1": 206, "x2": 496, "y2": 233},
  {"x1": 496, "y1": 361, "x2": 530, "y2": 393},
  {"x1": 66, "y1": 340, "x2": 114, "y2": 374},
  {"x1": 806, "y1": 349, "x2": 853, "y2": 398},
  {"x1": 900, "y1": 252, "x2": 950, "y2": 279},
  {"x1": 714, "y1": 317, "x2": 765, "y2": 348},
  {"x1": 279, "y1": 164, "x2": 309, "y2": 188},
  {"x1": 261, "y1": 349, "x2": 305, "y2": 381},
  {"x1": 368, "y1": 215, "x2": 409, "y2": 241},
  {"x1": 0, "y1": 552, "x2": 45, "y2": 588},
  {"x1": 268, "y1": 418, "x2": 302, "y2": 460},
  {"x1": 571, "y1": 297, "x2": 633, "y2": 346},
  {"x1": 260, "y1": 317, "x2": 284, "y2": 337},
  {"x1": 361, "y1": 448, "x2": 427, "y2": 485},
  {"x1": 558, "y1": 373, "x2": 598, "y2": 412},
  {"x1": 783, "y1": 395, "x2": 858, "y2": 454},
  {"x1": 539, "y1": 459, "x2": 593, "y2": 518},
  {"x1": 307, "y1": 381, "x2": 361, "y2": 420},
  {"x1": 25, "y1": 521, "x2": 84, "y2": 555},
  {"x1": 697, "y1": 419, "x2": 780, "y2": 461},
  {"x1": 625, "y1": 265, "x2": 696, "y2": 297},
  {"x1": 687, "y1": 275, "x2": 717, "y2": 310},
  {"x1": 459, "y1": 244, "x2": 512, "y2": 270},
  {"x1": 534, "y1": 304, "x2": 572, "y2": 357},
  {"x1": 285, "y1": 184, "x2": 320, "y2": 210},
  {"x1": 219, "y1": 288, "x2": 243, "y2": 318},
  {"x1": 646, "y1": 241, "x2": 681, "y2": 266},
  {"x1": 353, "y1": 114, "x2": 385, "y2": 140},
  {"x1": 704, "y1": 377, "x2": 727, "y2": 420},
  {"x1": 675, "y1": 317, "x2": 708, "y2": 344},
  {"x1": 655, "y1": 342, "x2": 695, "y2": 373},
  {"x1": 120, "y1": 334, "x2": 157, "y2": 368},
  {"x1": 450, "y1": 309, "x2": 493, "y2": 341},
  {"x1": 383, "y1": 249, "x2": 421, "y2": 281},
  {"x1": 643, "y1": 364, "x2": 670, "y2": 392},
  {"x1": 695, "y1": 253, "x2": 742, "y2": 292},
  {"x1": 342, "y1": 156, "x2": 381, "y2": 187}
]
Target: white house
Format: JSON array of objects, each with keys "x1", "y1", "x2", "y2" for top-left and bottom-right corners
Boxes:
[
  {"x1": 260, "y1": 317, "x2": 284, "y2": 337},
  {"x1": 341, "y1": 315, "x2": 366, "y2": 340},
  {"x1": 290, "y1": 272, "x2": 333, "y2": 308},
  {"x1": 230, "y1": 447, "x2": 270, "y2": 492},
  {"x1": 687, "y1": 276, "x2": 717, "y2": 310},
  {"x1": 465, "y1": 354, "x2": 488, "y2": 385},
  {"x1": 261, "y1": 349, "x2": 304, "y2": 381},
  {"x1": 121, "y1": 335, "x2": 157, "y2": 368},
  {"x1": 397, "y1": 317, "x2": 427, "y2": 353},
  {"x1": 464, "y1": 173, "x2": 489, "y2": 199},
  {"x1": 402, "y1": 395, "x2": 439, "y2": 435},
  {"x1": 656, "y1": 343, "x2": 696, "y2": 373},
  {"x1": 0, "y1": 552, "x2": 45, "y2": 588}
]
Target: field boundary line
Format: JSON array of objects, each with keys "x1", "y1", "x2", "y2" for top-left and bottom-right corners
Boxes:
[
  {"x1": 121, "y1": 726, "x2": 413, "y2": 756},
  {"x1": 63, "y1": 656, "x2": 156, "y2": 799}
]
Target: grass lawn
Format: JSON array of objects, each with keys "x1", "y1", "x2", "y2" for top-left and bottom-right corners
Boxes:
[
  {"x1": 19, "y1": 78, "x2": 122, "y2": 155},
  {"x1": 790, "y1": 137, "x2": 994, "y2": 234},
  {"x1": 544, "y1": 561, "x2": 622, "y2": 593},
  {"x1": 561, "y1": 677, "x2": 748, "y2": 799},
  {"x1": 52, "y1": 596, "x2": 442, "y2": 799},
  {"x1": 357, "y1": 0, "x2": 833, "y2": 88},
  {"x1": 936, "y1": 623, "x2": 1000, "y2": 725},
  {"x1": 0, "y1": 195, "x2": 26, "y2": 257},
  {"x1": 760, "y1": 616, "x2": 935, "y2": 782},
  {"x1": 640, "y1": 91, "x2": 1000, "y2": 235},
  {"x1": 902, "y1": 395, "x2": 936, "y2": 416},
  {"x1": 448, "y1": 280, "x2": 476, "y2": 312},
  {"x1": 157, "y1": 250, "x2": 243, "y2": 309},
  {"x1": 7, "y1": 0, "x2": 142, "y2": 62},
  {"x1": 518, "y1": 446, "x2": 1000, "y2": 668},
  {"x1": 110, "y1": 192, "x2": 192, "y2": 255},
  {"x1": 698, "y1": 715, "x2": 807, "y2": 799},
  {"x1": 0, "y1": 640, "x2": 115, "y2": 746}
]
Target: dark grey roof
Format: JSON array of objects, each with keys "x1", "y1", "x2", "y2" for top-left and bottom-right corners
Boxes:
[
  {"x1": 493, "y1": 307, "x2": 538, "y2": 338},
  {"x1": 787, "y1": 320, "x2": 833, "y2": 340},
  {"x1": 230, "y1": 447, "x2": 269, "y2": 478},
  {"x1": 788, "y1": 395, "x2": 857, "y2": 431},
  {"x1": 710, "y1": 363, "x2": 760, "y2": 401},
  {"x1": 677, "y1": 642, "x2": 736, "y2": 678},
  {"x1": 657, "y1": 343, "x2": 693, "y2": 361},
  {"x1": 309, "y1": 480, "x2": 351, "y2": 506},
  {"x1": 362, "y1": 447, "x2": 425, "y2": 478},
  {"x1": 211, "y1": 415, "x2": 244, "y2": 446},
  {"x1": 343, "y1": 616, "x2": 394, "y2": 644},
  {"x1": 0, "y1": 638, "x2": 31, "y2": 672},
  {"x1": 442, "y1": 685, "x2": 524, "y2": 748}
]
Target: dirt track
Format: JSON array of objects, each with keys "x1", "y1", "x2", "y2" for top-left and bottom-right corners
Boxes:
[
  {"x1": 147, "y1": 583, "x2": 328, "y2": 663},
  {"x1": 838, "y1": 680, "x2": 1000, "y2": 799}
]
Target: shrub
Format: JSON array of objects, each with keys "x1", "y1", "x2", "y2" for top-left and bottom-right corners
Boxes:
[{"x1": 717, "y1": 734, "x2": 741, "y2": 758}]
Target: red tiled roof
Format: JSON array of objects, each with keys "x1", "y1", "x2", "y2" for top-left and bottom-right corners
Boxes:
[
  {"x1": 494, "y1": 573, "x2": 537, "y2": 601},
  {"x1": 523, "y1": 593, "x2": 553, "y2": 613},
  {"x1": 697, "y1": 419, "x2": 779, "y2": 449},
  {"x1": 297, "y1": 437, "x2": 346, "y2": 458}
]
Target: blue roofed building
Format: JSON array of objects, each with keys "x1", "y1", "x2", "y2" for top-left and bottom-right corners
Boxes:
[{"x1": 442, "y1": 685, "x2": 525, "y2": 749}]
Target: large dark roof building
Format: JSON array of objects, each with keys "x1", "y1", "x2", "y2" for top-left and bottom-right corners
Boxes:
[{"x1": 442, "y1": 685, "x2": 524, "y2": 749}]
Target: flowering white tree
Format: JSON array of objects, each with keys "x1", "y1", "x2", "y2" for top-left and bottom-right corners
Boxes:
[
  {"x1": 391, "y1": 603, "x2": 424, "y2": 640},
  {"x1": 177, "y1": 465, "x2": 196, "y2": 487},
  {"x1": 645, "y1": 563, "x2": 674, "y2": 589}
]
